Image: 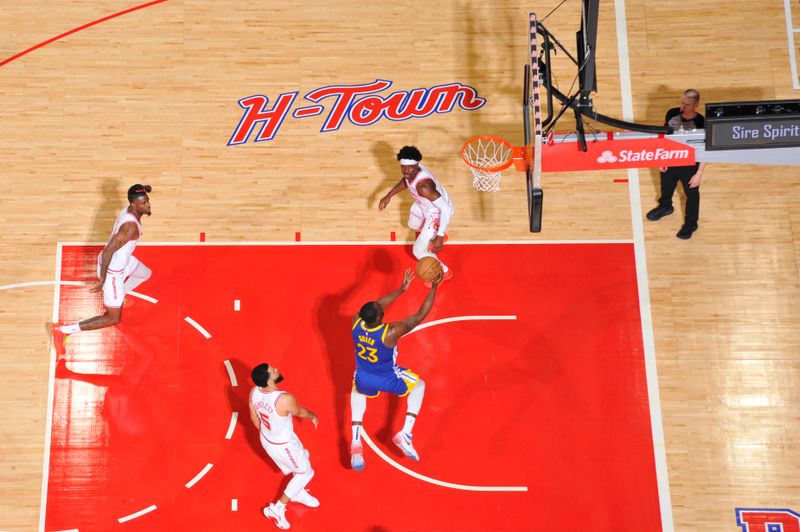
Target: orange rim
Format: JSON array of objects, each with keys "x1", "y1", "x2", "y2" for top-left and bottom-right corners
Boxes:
[{"x1": 461, "y1": 135, "x2": 515, "y2": 172}]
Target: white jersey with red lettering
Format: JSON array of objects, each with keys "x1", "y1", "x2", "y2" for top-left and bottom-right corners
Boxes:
[
  {"x1": 250, "y1": 387, "x2": 294, "y2": 444},
  {"x1": 404, "y1": 163, "x2": 452, "y2": 218},
  {"x1": 250, "y1": 387, "x2": 312, "y2": 476},
  {"x1": 106, "y1": 207, "x2": 142, "y2": 274}
]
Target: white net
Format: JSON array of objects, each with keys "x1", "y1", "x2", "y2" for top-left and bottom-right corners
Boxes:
[{"x1": 462, "y1": 137, "x2": 513, "y2": 192}]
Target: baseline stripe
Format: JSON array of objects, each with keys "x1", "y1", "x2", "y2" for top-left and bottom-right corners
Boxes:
[
  {"x1": 361, "y1": 432, "x2": 527, "y2": 492},
  {"x1": 117, "y1": 504, "x2": 157, "y2": 523},
  {"x1": 184, "y1": 316, "x2": 212, "y2": 339},
  {"x1": 614, "y1": 0, "x2": 674, "y2": 529}
]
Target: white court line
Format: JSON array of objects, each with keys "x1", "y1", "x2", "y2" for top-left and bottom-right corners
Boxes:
[
  {"x1": 38, "y1": 244, "x2": 63, "y2": 532},
  {"x1": 0, "y1": 280, "x2": 83, "y2": 291},
  {"x1": 184, "y1": 316, "x2": 212, "y2": 339},
  {"x1": 408, "y1": 315, "x2": 516, "y2": 334},
  {"x1": 60, "y1": 239, "x2": 634, "y2": 247},
  {"x1": 362, "y1": 314, "x2": 523, "y2": 492},
  {"x1": 225, "y1": 411, "x2": 239, "y2": 439},
  {"x1": 224, "y1": 360, "x2": 238, "y2": 387},
  {"x1": 117, "y1": 504, "x2": 157, "y2": 523},
  {"x1": 231, "y1": 499, "x2": 238, "y2": 511},
  {"x1": 361, "y1": 433, "x2": 527, "y2": 492},
  {"x1": 615, "y1": 1, "x2": 674, "y2": 530},
  {"x1": 0, "y1": 280, "x2": 158, "y2": 305},
  {"x1": 785, "y1": 0, "x2": 800, "y2": 90},
  {"x1": 185, "y1": 463, "x2": 213, "y2": 489},
  {"x1": 128, "y1": 290, "x2": 158, "y2": 304}
]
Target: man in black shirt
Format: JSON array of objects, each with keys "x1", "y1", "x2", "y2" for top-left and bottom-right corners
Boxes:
[{"x1": 646, "y1": 89, "x2": 706, "y2": 239}]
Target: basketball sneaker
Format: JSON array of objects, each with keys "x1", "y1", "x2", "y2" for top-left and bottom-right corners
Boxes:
[
  {"x1": 292, "y1": 489, "x2": 320, "y2": 508},
  {"x1": 350, "y1": 442, "x2": 365, "y2": 472},
  {"x1": 424, "y1": 268, "x2": 452, "y2": 288},
  {"x1": 263, "y1": 503, "x2": 290, "y2": 529},
  {"x1": 49, "y1": 323, "x2": 69, "y2": 356},
  {"x1": 392, "y1": 431, "x2": 420, "y2": 461}
]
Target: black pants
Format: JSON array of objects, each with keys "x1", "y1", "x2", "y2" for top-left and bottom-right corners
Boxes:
[{"x1": 658, "y1": 168, "x2": 699, "y2": 225}]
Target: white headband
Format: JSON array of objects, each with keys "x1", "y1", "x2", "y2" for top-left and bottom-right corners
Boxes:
[{"x1": 399, "y1": 159, "x2": 419, "y2": 165}]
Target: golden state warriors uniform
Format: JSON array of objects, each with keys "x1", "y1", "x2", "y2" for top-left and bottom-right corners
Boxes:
[{"x1": 352, "y1": 318, "x2": 419, "y2": 397}]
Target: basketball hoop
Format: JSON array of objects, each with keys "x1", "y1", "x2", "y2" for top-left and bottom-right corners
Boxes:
[{"x1": 461, "y1": 136, "x2": 515, "y2": 192}]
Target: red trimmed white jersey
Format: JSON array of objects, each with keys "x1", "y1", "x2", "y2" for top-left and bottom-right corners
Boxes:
[
  {"x1": 106, "y1": 208, "x2": 142, "y2": 274},
  {"x1": 250, "y1": 387, "x2": 294, "y2": 444},
  {"x1": 404, "y1": 164, "x2": 453, "y2": 220}
]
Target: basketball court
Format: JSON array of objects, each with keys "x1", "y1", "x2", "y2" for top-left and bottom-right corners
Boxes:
[
  {"x1": 45, "y1": 241, "x2": 661, "y2": 531},
  {"x1": 2, "y1": 1, "x2": 800, "y2": 531}
]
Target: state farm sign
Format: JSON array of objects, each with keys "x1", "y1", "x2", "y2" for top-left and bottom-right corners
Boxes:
[{"x1": 541, "y1": 136, "x2": 695, "y2": 172}]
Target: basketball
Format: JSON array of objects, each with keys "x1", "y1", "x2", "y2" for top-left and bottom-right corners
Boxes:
[{"x1": 415, "y1": 256, "x2": 442, "y2": 282}]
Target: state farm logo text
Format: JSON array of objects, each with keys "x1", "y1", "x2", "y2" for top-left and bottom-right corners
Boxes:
[
  {"x1": 596, "y1": 148, "x2": 690, "y2": 164},
  {"x1": 228, "y1": 79, "x2": 486, "y2": 145}
]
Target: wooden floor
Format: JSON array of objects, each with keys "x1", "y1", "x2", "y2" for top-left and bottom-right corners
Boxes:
[{"x1": 1, "y1": 0, "x2": 799, "y2": 530}]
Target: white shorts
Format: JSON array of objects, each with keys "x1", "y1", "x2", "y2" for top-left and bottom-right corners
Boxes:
[
  {"x1": 407, "y1": 200, "x2": 454, "y2": 232},
  {"x1": 99, "y1": 255, "x2": 141, "y2": 309},
  {"x1": 260, "y1": 433, "x2": 312, "y2": 475}
]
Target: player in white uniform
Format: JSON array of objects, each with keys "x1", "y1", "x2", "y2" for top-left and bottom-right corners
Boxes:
[
  {"x1": 379, "y1": 146, "x2": 455, "y2": 284},
  {"x1": 50, "y1": 184, "x2": 153, "y2": 355},
  {"x1": 249, "y1": 363, "x2": 320, "y2": 530}
]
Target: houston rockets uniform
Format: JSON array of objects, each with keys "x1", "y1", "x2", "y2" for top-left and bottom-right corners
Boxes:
[
  {"x1": 405, "y1": 163, "x2": 454, "y2": 271},
  {"x1": 249, "y1": 388, "x2": 312, "y2": 476},
  {"x1": 352, "y1": 317, "x2": 419, "y2": 397},
  {"x1": 100, "y1": 208, "x2": 145, "y2": 308}
]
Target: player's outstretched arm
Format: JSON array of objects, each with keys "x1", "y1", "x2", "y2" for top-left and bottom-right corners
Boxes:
[
  {"x1": 280, "y1": 393, "x2": 319, "y2": 429},
  {"x1": 390, "y1": 273, "x2": 442, "y2": 339},
  {"x1": 378, "y1": 178, "x2": 408, "y2": 211},
  {"x1": 375, "y1": 268, "x2": 413, "y2": 309}
]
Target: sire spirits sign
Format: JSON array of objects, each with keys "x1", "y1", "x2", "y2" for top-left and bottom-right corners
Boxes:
[{"x1": 228, "y1": 79, "x2": 486, "y2": 145}]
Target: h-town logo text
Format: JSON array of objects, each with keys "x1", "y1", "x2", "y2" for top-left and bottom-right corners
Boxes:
[
  {"x1": 228, "y1": 79, "x2": 486, "y2": 145},
  {"x1": 596, "y1": 147, "x2": 691, "y2": 164}
]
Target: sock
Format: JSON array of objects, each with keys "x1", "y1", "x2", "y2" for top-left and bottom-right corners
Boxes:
[
  {"x1": 352, "y1": 424, "x2": 361, "y2": 444},
  {"x1": 60, "y1": 323, "x2": 81, "y2": 334},
  {"x1": 274, "y1": 501, "x2": 286, "y2": 511},
  {"x1": 402, "y1": 415, "x2": 416, "y2": 435}
]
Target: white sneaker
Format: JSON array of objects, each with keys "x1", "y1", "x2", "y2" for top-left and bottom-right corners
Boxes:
[
  {"x1": 392, "y1": 431, "x2": 420, "y2": 461},
  {"x1": 263, "y1": 503, "x2": 290, "y2": 529},
  {"x1": 350, "y1": 442, "x2": 365, "y2": 472},
  {"x1": 292, "y1": 489, "x2": 320, "y2": 508}
]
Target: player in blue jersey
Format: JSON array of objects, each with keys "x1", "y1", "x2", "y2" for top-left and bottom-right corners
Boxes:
[{"x1": 349, "y1": 267, "x2": 442, "y2": 471}]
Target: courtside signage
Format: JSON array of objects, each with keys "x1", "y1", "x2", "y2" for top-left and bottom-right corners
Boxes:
[
  {"x1": 541, "y1": 136, "x2": 695, "y2": 172},
  {"x1": 228, "y1": 79, "x2": 486, "y2": 145},
  {"x1": 736, "y1": 508, "x2": 800, "y2": 532}
]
